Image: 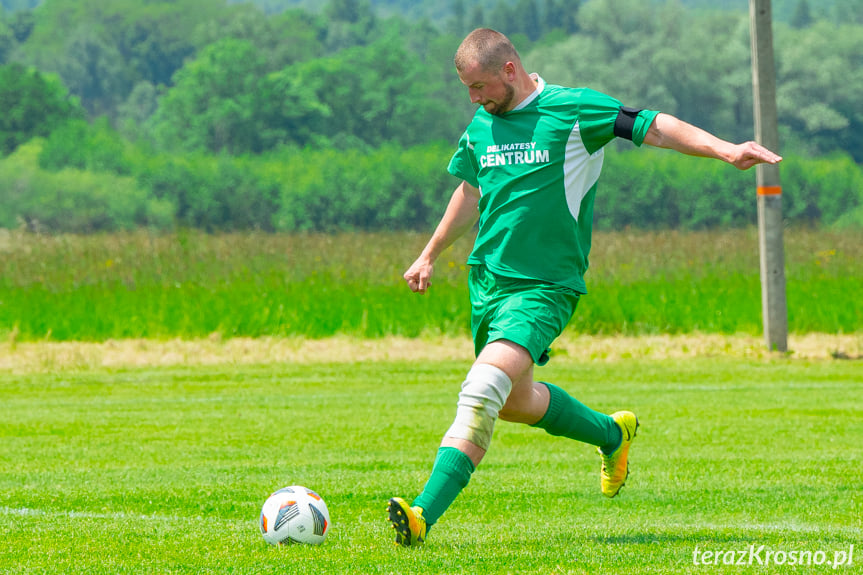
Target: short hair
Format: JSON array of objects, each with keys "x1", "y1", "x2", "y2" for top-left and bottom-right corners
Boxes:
[{"x1": 454, "y1": 28, "x2": 521, "y2": 73}]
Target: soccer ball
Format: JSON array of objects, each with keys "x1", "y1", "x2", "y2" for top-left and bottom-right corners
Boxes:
[{"x1": 259, "y1": 485, "x2": 330, "y2": 545}]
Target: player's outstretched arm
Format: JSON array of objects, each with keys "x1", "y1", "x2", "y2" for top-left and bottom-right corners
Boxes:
[
  {"x1": 643, "y1": 113, "x2": 782, "y2": 170},
  {"x1": 404, "y1": 181, "x2": 480, "y2": 294}
]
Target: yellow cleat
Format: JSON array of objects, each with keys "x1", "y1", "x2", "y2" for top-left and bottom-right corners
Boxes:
[
  {"x1": 599, "y1": 411, "x2": 639, "y2": 498},
  {"x1": 387, "y1": 497, "x2": 427, "y2": 547}
]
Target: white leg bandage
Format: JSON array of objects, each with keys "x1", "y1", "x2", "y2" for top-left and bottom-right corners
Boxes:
[{"x1": 444, "y1": 363, "x2": 513, "y2": 451}]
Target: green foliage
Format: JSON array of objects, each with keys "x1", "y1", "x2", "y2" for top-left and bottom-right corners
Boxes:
[
  {"x1": 597, "y1": 148, "x2": 863, "y2": 231},
  {"x1": 775, "y1": 20, "x2": 863, "y2": 161},
  {"x1": 234, "y1": 0, "x2": 856, "y2": 25},
  {"x1": 781, "y1": 153, "x2": 863, "y2": 226},
  {"x1": 115, "y1": 80, "x2": 159, "y2": 140},
  {"x1": 270, "y1": 142, "x2": 456, "y2": 231},
  {"x1": 151, "y1": 38, "x2": 278, "y2": 154},
  {"x1": 40, "y1": 25, "x2": 130, "y2": 117},
  {"x1": 0, "y1": 17, "x2": 15, "y2": 63},
  {"x1": 0, "y1": 63, "x2": 82, "y2": 155},
  {"x1": 597, "y1": 149, "x2": 753, "y2": 230},
  {"x1": 290, "y1": 33, "x2": 467, "y2": 148},
  {"x1": 0, "y1": 0, "x2": 40, "y2": 11},
  {"x1": 194, "y1": 6, "x2": 326, "y2": 69},
  {"x1": 529, "y1": 2, "x2": 863, "y2": 161},
  {"x1": 2, "y1": 124, "x2": 862, "y2": 233},
  {"x1": 14, "y1": 0, "x2": 233, "y2": 115},
  {"x1": 4, "y1": 124, "x2": 464, "y2": 234},
  {"x1": 323, "y1": 0, "x2": 378, "y2": 51},
  {"x1": 528, "y1": 1, "x2": 754, "y2": 144},
  {"x1": 150, "y1": 28, "x2": 469, "y2": 154},
  {"x1": 136, "y1": 154, "x2": 280, "y2": 232},
  {"x1": 38, "y1": 118, "x2": 132, "y2": 175},
  {"x1": 0, "y1": 0, "x2": 861, "y2": 235},
  {"x1": 790, "y1": 0, "x2": 814, "y2": 28},
  {"x1": 6, "y1": 0, "x2": 863, "y2": 163},
  {"x1": 832, "y1": 205, "x2": 863, "y2": 230},
  {"x1": 0, "y1": 141, "x2": 172, "y2": 232},
  {"x1": 4, "y1": 9, "x2": 35, "y2": 43}
]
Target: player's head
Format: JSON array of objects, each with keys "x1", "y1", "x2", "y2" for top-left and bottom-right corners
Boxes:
[
  {"x1": 455, "y1": 28, "x2": 521, "y2": 75},
  {"x1": 454, "y1": 28, "x2": 522, "y2": 116}
]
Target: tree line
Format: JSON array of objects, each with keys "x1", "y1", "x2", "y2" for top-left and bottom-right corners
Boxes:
[{"x1": 0, "y1": 0, "x2": 861, "y2": 233}]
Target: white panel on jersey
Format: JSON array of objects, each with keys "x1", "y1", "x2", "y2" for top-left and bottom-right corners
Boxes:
[{"x1": 562, "y1": 122, "x2": 604, "y2": 222}]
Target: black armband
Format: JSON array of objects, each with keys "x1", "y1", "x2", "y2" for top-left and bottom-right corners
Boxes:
[{"x1": 613, "y1": 106, "x2": 643, "y2": 141}]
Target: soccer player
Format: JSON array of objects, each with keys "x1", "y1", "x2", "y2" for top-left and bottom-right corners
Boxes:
[{"x1": 387, "y1": 28, "x2": 781, "y2": 546}]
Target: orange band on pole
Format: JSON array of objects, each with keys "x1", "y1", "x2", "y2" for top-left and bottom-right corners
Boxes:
[{"x1": 757, "y1": 186, "x2": 782, "y2": 196}]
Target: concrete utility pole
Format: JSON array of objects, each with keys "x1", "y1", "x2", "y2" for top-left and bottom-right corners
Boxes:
[{"x1": 750, "y1": 0, "x2": 788, "y2": 352}]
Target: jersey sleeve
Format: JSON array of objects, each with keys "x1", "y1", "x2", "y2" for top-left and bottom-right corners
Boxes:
[
  {"x1": 447, "y1": 130, "x2": 480, "y2": 188},
  {"x1": 576, "y1": 89, "x2": 659, "y2": 154}
]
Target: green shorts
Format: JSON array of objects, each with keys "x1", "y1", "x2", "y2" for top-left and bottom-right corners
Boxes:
[{"x1": 469, "y1": 264, "x2": 581, "y2": 366}]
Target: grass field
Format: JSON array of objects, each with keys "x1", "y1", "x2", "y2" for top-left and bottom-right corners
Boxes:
[
  {"x1": 1, "y1": 228, "x2": 860, "y2": 572},
  {"x1": 1, "y1": 348, "x2": 861, "y2": 574},
  {"x1": 0, "y1": 228, "x2": 860, "y2": 341}
]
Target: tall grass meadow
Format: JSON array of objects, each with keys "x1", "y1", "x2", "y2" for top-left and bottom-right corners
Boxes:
[{"x1": 0, "y1": 229, "x2": 859, "y2": 342}]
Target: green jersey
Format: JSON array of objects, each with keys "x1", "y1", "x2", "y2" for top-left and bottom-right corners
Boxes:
[{"x1": 448, "y1": 76, "x2": 659, "y2": 293}]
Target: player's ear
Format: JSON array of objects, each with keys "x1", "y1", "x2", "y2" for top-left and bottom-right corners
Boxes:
[{"x1": 502, "y1": 61, "x2": 517, "y2": 80}]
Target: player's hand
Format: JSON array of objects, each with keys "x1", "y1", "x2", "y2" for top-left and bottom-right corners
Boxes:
[
  {"x1": 404, "y1": 256, "x2": 433, "y2": 294},
  {"x1": 729, "y1": 141, "x2": 782, "y2": 170}
]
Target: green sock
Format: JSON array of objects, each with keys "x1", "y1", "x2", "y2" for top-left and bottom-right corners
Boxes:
[
  {"x1": 531, "y1": 382, "x2": 622, "y2": 452},
  {"x1": 412, "y1": 446, "x2": 475, "y2": 527}
]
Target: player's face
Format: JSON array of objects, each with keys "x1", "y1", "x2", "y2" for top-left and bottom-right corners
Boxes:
[{"x1": 458, "y1": 62, "x2": 516, "y2": 116}]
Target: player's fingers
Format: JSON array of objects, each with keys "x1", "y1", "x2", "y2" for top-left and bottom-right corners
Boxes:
[
  {"x1": 764, "y1": 150, "x2": 782, "y2": 163},
  {"x1": 735, "y1": 143, "x2": 781, "y2": 170},
  {"x1": 404, "y1": 273, "x2": 420, "y2": 292},
  {"x1": 749, "y1": 142, "x2": 782, "y2": 163},
  {"x1": 417, "y1": 273, "x2": 431, "y2": 294}
]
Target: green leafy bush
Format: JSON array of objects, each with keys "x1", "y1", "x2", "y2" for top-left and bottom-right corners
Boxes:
[
  {"x1": 597, "y1": 148, "x2": 862, "y2": 230},
  {"x1": 38, "y1": 118, "x2": 132, "y2": 175},
  {"x1": 0, "y1": 63, "x2": 83, "y2": 156},
  {"x1": 271, "y1": 142, "x2": 456, "y2": 232},
  {"x1": 0, "y1": 141, "x2": 172, "y2": 232}
]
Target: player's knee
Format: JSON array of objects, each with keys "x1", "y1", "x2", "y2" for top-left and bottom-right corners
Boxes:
[
  {"x1": 497, "y1": 403, "x2": 519, "y2": 422},
  {"x1": 445, "y1": 363, "x2": 512, "y2": 450},
  {"x1": 497, "y1": 378, "x2": 540, "y2": 423},
  {"x1": 497, "y1": 395, "x2": 531, "y2": 423}
]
